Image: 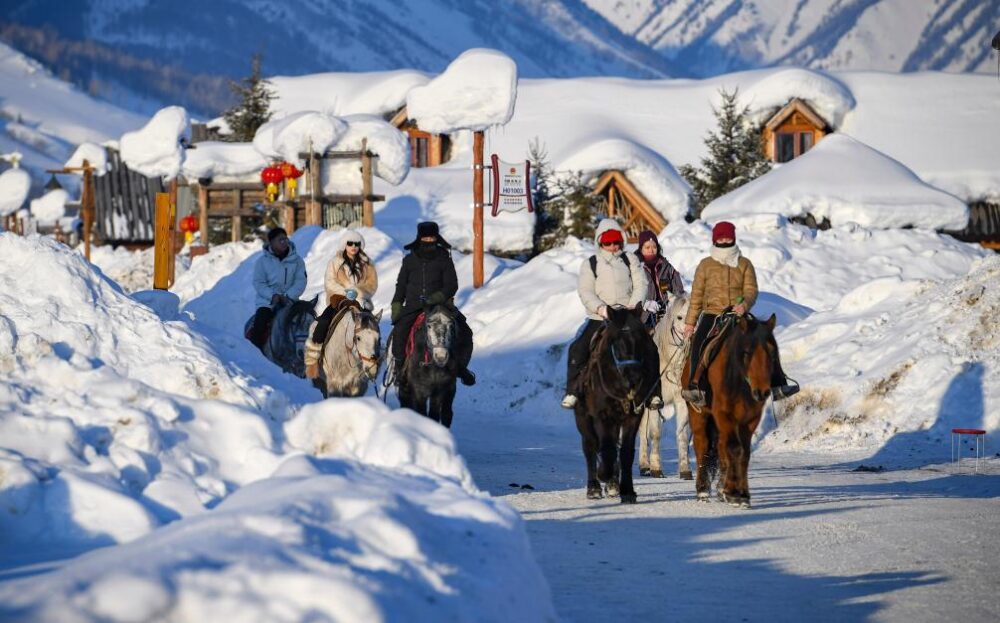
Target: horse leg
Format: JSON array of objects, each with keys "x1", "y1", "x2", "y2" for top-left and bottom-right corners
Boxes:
[
  {"x1": 675, "y1": 398, "x2": 693, "y2": 480},
  {"x1": 737, "y1": 422, "x2": 753, "y2": 507},
  {"x1": 718, "y1": 418, "x2": 744, "y2": 506},
  {"x1": 648, "y1": 406, "x2": 664, "y2": 477},
  {"x1": 619, "y1": 414, "x2": 641, "y2": 504},
  {"x1": 638, "y1": 409, "x2": 651, "y2": 476},
  {"x1": 689, "y1": 409, "x2": 713, "y2": 500},
  {"x1": 597, "y1": 419, "x2": 620, "y2": 497},
  {"x1": 575, "y1": 410, "x2": 602, "y2": 499},
  {"x1": 434, "y1": 381, "x2": 457, "y2": 429}
]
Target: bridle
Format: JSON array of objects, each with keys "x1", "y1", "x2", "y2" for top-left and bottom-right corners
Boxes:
[{"x1": 344, "y1": 310, "x2": 382, "y2": 379}]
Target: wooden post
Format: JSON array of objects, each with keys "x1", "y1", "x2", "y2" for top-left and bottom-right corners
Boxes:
[
  {"x1": 153, "y1": 192, "x2": 171, "y2": 289},
  {"x1": 361, "y1": 138, "x2": 374, "y2": 227},
  {"x1": 168, "y1": 178, "x2": 178, "y2": 285},
  {"x1": 198, "y1": 183, "x2": 209, "y2": 248},
  {"x1": 81, "y1": 159, "x2": 94, "y2": 261},
  {"x1": 473, "y1": 130, "x2": 484, "y2": 289},
  {"x1": 307, "y1": 151, "x2": 322, "y2": 226},
  {"x1": 281, "y1": 203, "x2": 296, "y2": 234},
  {"x1": 231, "y1": 188, "x2": 241, "y2": 242}
]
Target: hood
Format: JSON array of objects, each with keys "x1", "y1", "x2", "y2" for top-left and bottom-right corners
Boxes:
[
  {"x1": 593, "y1": 218, "x2": 626, "y2": 246},
  {"x1": 338, "y1": 229, "x2": 366, "y2": 254}
]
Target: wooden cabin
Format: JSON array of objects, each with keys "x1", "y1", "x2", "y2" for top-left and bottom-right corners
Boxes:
[
  {"x1": 389, "y1": 106, "x2": 451, "y2": 168},
  {"x1": 761, "y1": 98, "x2": 830, "y2": 163},
  {"x1": 93, "y1": 147, "x2": 165, "y2": 244},
  {"x1": 591, "y1": 170, "x2": 668, "y2": 242}
]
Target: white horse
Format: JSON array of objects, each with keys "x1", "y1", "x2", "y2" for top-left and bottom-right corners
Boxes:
[
  {"x1": 316, "y1": 306, "x2": 383, "y2": 398},
  {"x1": 639, "y1": 293, "x2": 693, "y2": 479}
]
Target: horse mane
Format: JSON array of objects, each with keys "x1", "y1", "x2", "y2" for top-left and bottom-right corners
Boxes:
[{"x1": 721, "y1": 316, "x2": 773, "y2": 395}]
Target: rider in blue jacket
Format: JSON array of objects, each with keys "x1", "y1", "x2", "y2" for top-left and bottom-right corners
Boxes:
[{"x1": 248, "y1": 227, "x2": 307, "y2": 349}]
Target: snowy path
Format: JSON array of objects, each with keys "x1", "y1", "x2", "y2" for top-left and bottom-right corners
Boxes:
[{"x1": 454, "y1": 417, "x2": 1000, "y2": 622}]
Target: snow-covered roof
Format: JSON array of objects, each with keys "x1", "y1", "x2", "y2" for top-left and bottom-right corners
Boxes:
[
  {"x1": 558, "y1": 139, "x2": 690, "y2": 224},
  {"x1": 64, "y1": 142, "x2": 109, "y2": 176},
  {"x1": 703, "y1": 134, "x2": 969, "y2": 231},
  {"x1": 252, "y1": 111, "x2": 347, "y2": 167},
  {"x1": 407, "y1": 49, "x2": 518, "y2": 133},
  {"x1": 181, "y1": 141, "x2": 268, "y2": 181},
  {"x1": 119, "y1": 106, "x2": 188, "y2": 179},
  {"x1": 334, "y1": 115, "x2": 409, "y2": 186},
  {"x1": 736, "y1": 68, "x2": 855, "y2": 127},
  {"x1": 271, "y1": 70, "x2": 430, "y2": 118}
]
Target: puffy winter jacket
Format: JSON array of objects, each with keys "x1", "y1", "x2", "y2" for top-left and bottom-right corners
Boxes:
[
  {"x1": 578, "y1": 219, "x2": 648, "y2": 320},
  {"x1": 324, "y1": 231, "x2": 378, "y2": 309},
  {"x1": 392, "y1": 244, "x2": 458, "y2": 315},
  {"x1": 252, "y1": 241, "x2": 308, "y2": 308},
  {"x1": 684, "y1": 253, "x2": 758, "y2": 326}
]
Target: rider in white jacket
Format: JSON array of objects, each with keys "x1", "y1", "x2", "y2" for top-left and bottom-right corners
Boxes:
[{"x1": 563, "y1": 219, "x2": 661, "y2": 409}]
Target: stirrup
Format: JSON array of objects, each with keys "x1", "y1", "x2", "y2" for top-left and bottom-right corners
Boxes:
[
  {"x1": 561, "y1": 394, "x2": 578, "y2": 409},
  {"x1": 771, "y1": 384, "x2": 799, "y2": 401},
  {"x1": 648, "y1": 396, "x2": 663, "y2": 410},
  {"x1": 681, "y1": 388, "x2": 706, "y2": 408}
]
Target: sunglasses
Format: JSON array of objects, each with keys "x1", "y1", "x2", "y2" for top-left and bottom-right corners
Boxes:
[
  {"x1": 345, "y1": 241, "x2": 361, "y2": 247},
  {"x1": 600, "y1": 240, "x2": 622, "y2": 247}
]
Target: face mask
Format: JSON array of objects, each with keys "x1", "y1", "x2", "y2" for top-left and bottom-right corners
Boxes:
[{"x1": 714, "y1": 241, "x2": 735, "y2": 248}]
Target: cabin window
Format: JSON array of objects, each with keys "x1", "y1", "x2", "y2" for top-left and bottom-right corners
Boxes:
[
  {"x1": 799, "y1": 131, "x2": 814, "y2": 154},
  {"x1": 776, "y1": 133, "x2": 795, "y2": 163},
  {"x1": 410, "y1": 135, "x2": 430, "y2": 168}
]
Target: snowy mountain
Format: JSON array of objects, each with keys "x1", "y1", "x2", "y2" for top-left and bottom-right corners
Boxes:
[
  {"x1": 582, "y1": 0, "x2": 999, "y2": 76},
  {"x1": 2, "y1": 0, "x2": 997, "y2": 117}
]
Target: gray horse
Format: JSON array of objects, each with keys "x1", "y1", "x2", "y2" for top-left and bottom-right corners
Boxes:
[
  {"x1": 250, "y1": 295, "x2": 318, "y2": 378},
  {"x1": 315, "y1": 306, "x2": 383, "y2": 398},
  {"x1": 397, "y1": 305, "x2": 459, "y2": 427},
  {"x1": 639, "y1": 293, "x2": 693, "y2": 479}
]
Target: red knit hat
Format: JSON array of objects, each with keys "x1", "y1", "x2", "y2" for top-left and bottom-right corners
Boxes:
[
  {"x1": 599, "y1": 229, "x2": 624, "y2": 245},
  {"x1": 712, "y1": 221, "x2": 736, "y2": 244}
]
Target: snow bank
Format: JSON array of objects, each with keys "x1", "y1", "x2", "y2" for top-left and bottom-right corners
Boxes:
[
  {"x1": 119, "y1": 106, "x2": 188, "y2": 178},
  {"x1": 407, "y1": 49, "x2": 518, "y2": 133},
  {"x1": 272, "y1": 69, "x2": 430, "y2": 117},
  {"x1": 703, "y1": 135, "x2": 970, "y2": 231},
  {"x1": 765, "y1": 256, "x2": 1000, "y2": 460},
  {"x1": 64, "y1": 142, "x2": 109, "y2": 176},
  {"x1": 737, "y1": 68, "x2": 855, "y2": 127},
  {"x1": 559, "y1": 138, "x2": 690, "y2": 223},
  {"x1": 253, "y1": 111, "x2": 347, "y2": 167},
  {"x1": 0, "y1": 166, "x2": 31, "y2": 216},
  {"x1": 29, "y1": 188, "x2": 68, "y2": 223},
  {"x1": 182, "y1": 141, "x2": 268, "y2": 180}
]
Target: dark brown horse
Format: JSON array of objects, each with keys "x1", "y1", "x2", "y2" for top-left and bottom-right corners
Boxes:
[
  {"x1": 574, "y1": 306, "x2": 660, "y2": 504},
  {"x1": 684, "y1": 313, "x2": 779, "y2": 508}
]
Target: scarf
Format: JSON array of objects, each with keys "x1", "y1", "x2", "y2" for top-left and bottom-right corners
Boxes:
[{"x1": 710, "y1": 243, "x2": 742, "y2": 268}]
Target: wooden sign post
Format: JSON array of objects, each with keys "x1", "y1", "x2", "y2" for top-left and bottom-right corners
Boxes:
[
  {"x1": 153, "y1": 192, "x2": 172, "y2": 290},
  {"x1": 361, "y1": 138, "x2": 374, "y2": 227},
  {"x1": 472, "y1": 130, "x2": 485, "y2": 289}
]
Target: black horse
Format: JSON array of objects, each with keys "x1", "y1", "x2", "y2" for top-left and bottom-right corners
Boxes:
[
  {"x1": 574, "y1": 306, "x2": 660, "y2": 504},
  {"x1": 398, "y1": 305, "x2": 460, "y2": 427},
  {"x1": 245, "y1": 295, "x2": 318, "y2": 378}
]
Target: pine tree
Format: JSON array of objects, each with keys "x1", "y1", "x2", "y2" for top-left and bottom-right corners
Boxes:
[
  {"x1": 223, "y1": 54, "x2": 274, "y2": 142},
  {"x1": 680, "y1": 88, "x2": 771, "y2": 218},
  {"x1": 529, "y1": 137, "x2": 560, "y2": 253}
]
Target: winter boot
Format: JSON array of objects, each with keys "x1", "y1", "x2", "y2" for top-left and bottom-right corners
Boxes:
[
  {"x1": 303, "y1": 337, "x2": 322, "y2": 379},
  {"x1": 771, "y1": 384, "x2": 799, "y2": 401},
  {"x1": 561, "y1": 394, "x2": 578, "y2": 409},
  {"x1": 458, "y1": 367, "x2": 476, "y2": 386},
  {"x1": 681, "y1": 386, "x2": 707, "y2": 409}
]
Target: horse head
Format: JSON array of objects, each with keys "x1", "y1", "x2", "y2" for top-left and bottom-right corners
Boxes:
[
  {"x1": 730, "y1": 313, "x2": 778, "y2": 403},
  {"x1": 605, "y1": 306, "x2": 647, "y2": 390},
  {"x1": 424, "y1": 305, "x2": 456, "y2": 368},
  {"x1": 351, "y1": 307, "x2": 383, "y2": 379},
  {"x1": 271, "y1": 294, "x2": 318, "y2": 377}
]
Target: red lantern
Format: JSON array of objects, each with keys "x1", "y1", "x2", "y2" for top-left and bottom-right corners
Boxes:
[
  {"x1": 279, "y1": 162, "x2": 303, "y2": 199},
  {"x1": 261, "y1": 165, "x2": 284, "y2": 202},
  {"x1": 179, "y1": 213, "x2": 199, "y2": 244}
]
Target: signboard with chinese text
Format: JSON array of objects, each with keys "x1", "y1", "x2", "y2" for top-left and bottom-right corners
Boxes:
[{"x1": 490, "y1": 154, "x2": 533, "y2": 216}]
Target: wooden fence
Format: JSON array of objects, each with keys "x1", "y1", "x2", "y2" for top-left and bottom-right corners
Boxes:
[{"x1": 93, "y1": 148, "x2": 165, "y2": 243}]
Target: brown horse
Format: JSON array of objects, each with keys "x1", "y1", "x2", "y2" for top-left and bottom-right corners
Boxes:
[{"x1": 684, "y1": 313, "x2": 779, "y2": 508}]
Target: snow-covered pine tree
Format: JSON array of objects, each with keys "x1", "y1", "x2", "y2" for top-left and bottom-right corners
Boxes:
[
  {"x1": 680, "y1": 88, "x2": 770, "y2": 218},
  {"x1": 223, "y1": 54, "x2": 274, "y2": 143}
]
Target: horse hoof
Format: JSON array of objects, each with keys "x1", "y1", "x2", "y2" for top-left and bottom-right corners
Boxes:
[
  {"x1": 678, "y1": 470, "x2": 693, "y2": 480},
  {"x1": 639, "y1": 468, "x2": 651, "y2": 477},
  {"x1": 696, "y1": 491, "x2": 711, "y2": 502},
  {"x1": 620, "y1": 492, "x2": 637, "y2": 504},
  {"x1": 650, "y1": 469, "x2": 664, "y2": 478},
  {"x1": 739, "y1": 500, "x2": 752, "y2": 509},
  {"x1": 586, "y1": 486, "x2": 603, "y2": 500},
  {"x1": 604, "y1": 482, "x2": 620, "y2": 498}
]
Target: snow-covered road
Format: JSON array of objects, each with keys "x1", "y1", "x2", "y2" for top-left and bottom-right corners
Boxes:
[{"x1": 455, "y1": 417, "x2": 1000, "y2": 622}]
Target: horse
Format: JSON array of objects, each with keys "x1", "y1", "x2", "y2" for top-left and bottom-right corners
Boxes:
[
  {"x1": 683, "y1": 313, "x2": 779, "y2": 508},
  {"x1": 639, "y1": 293, "x2": 693, "y2": 479},
  {"x1": 315, "y1": 305, "x2": 383, "y2": 398},
  {"x1": 248, "y1": 295, "x2": 318, "y2": 378},
  {"x1": 397, "y1": 305, "x2": 460, "y2": 427},
  {"x1": 574, "y1": 306, "x2": 660, "y2": 504}
]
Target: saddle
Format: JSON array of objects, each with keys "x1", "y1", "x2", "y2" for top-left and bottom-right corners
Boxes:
[
  {"x1": 405, "y1": 312, "x2": 428, "y2": 363},
  {"x1": 693, "y1": 312, "x2": 741, "y2": 379}
]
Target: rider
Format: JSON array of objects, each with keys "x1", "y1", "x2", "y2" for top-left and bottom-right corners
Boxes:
[
  {"x1": 389, "y1": 221, "x2": 476, "y2": 386},
  {"x1": 681, "y1": 221, "x2": 796, "y2": 407},
  {"x1": 248, "y1": 227, "x2": 307, "y2": 350},
  {"x1": 304, "y1": 229, "x2": 378, "y2": 379},
  {"x1": 634, "y1": 229, "x2": 685, "y2": 330},
  {"x1": 562, "y1": 219, "x2": 662, "y2": 410}
]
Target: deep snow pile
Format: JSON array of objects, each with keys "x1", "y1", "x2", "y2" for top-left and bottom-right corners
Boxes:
[
  {"x1": 703, "y1": 135, "x2": 970, "y2": 231},
  {"x1": 29, "y1": 188, "x2": 69, "y2": 224},
  {"x1": 181, "y1": 141, "x2": 268, "y2": 181},
  {"x1": 0, "y1": 233, "x2": 553, "y2": 620},
  {"x1": 271, "y1": 69, "x2": 430, "y2": 118},
  {"x1": 252, "y1": 111, "x2": 347, "y2": 167},
  {"x1": 738, "y1": 68, "x2": 856, "y2": 127},
  {"x1": 0, "y1": 166, "x2": 31, "y2": 217},
  {"x1": 766, "y1": 255, "x2": 1000, "y2": 459},
  {"x1": 119, "y1": 106, "x2": 188, "y2": 178}
]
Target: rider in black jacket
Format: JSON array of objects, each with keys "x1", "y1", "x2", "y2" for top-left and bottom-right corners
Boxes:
[{"x1": 390, "y1": 221, "x2": 476, "y2": 386}]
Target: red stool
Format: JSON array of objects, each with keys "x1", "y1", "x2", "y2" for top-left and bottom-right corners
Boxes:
[{"x1": 951, "y1": 428, "x2": 987, "y2": 474}]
